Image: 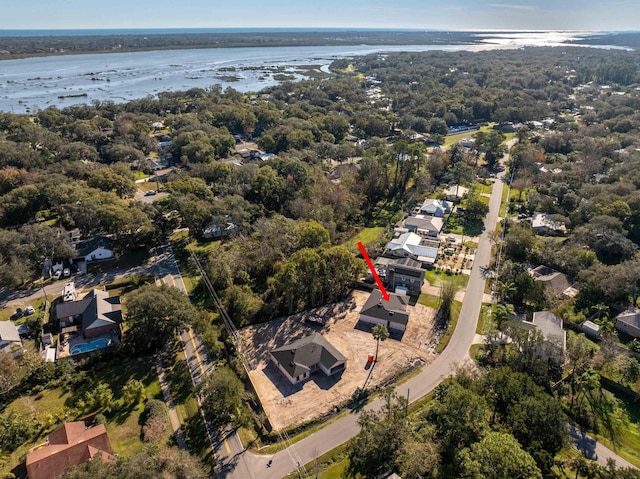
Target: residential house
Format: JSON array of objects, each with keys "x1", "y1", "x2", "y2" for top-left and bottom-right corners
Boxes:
[
  {"x1": 385, "y1": 232, "x2": 438, "y2": 266},
  {"x1": 443, "y1": 185, "x2": 469, "y2": 202},
  {"x1": 270, "y1": 332, "x2": 347, "y2": 384},
  {"x1": 531, "y1": 212, "x2": 566, "y2": 236},
  {"x1": 404, "y1": 215, "x2": 445, "y2": 237},
  {"x1": 203, "y1": 221, "x2": 239, "y2": 240},
  {"x1": 26, "y1": 421, "x2": 115, "y2": 479},
  {"x1": 55, "y1": 289, "x2": 122, "y2": 340},
  {"x1": 75, "y1": 236, "x2": 114, "y2": 262},
  {"x1": 385, "y1": 257, "x2": 426, "y2": 294},
  {"x1": 521, "y1": 311, "x2": 567, "y2": 360},
  {"x1": 529, "y1": 265, "x2": 577, "y2": 298},
  {"x1": 419, "y1": 198, "x2": 453, "y2": 217},
  {"x1": 615, "y1": 308, "x2": 640, "y2": 338},
  {"x1": 0, "y1": 321, "x2": 21, "y2": 352},
  {"x1": 359, "y1": 290, "x2": 410, "y2": 332}
]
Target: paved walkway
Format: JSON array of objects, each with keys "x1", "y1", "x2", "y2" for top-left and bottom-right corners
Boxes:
[{"x1": 156, "y1": 355, "x2": 187, "y2": 449}]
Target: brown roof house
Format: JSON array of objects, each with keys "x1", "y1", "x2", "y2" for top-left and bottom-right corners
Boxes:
[
  {"x1": 56, "y1": 289, "x2": 122, "y2": 339},
  {"x1": 270, "y1": 333, "x2": 346, "y2": 384},
  {"x1": 26, "y1": 421, "x2": 115, "y2": 479},
  {"x1": 359, "y1": 290, "x2": 410, "y2": 333}
]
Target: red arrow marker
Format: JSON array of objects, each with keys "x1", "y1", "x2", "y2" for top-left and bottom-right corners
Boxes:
[{"x1": 357, "y1": 241, "x2": 390, "y2": 301}]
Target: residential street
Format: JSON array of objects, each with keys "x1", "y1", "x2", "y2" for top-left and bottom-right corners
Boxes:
[{"x1": 214, "y1": 142, "x2": 636, "y2": 478}]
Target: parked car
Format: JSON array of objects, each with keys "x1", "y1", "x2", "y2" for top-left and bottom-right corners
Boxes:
[
  {"x1": 53, "y1": 270, "x2": 63, "y2": 280},
  {"x1": 10, "y1": 308, "x2": 24, "y2": 320},
  {"x1": 24, "y1": 306, "x2": 35, "y2": 316},
  {"x1": 63, "y1": 268, "x2": 71, "y2": 277},
  {"x1": 307, "y1": 316, "x2": 325, "y2": 325},
  {"x1": 145, "y1": 190, "x2": 157, "y2": 196}
]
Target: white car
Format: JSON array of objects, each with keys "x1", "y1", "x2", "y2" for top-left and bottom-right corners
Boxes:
[
  {"x1": 53, "y1": 270, "x2": 62, "y2": 280},
  {"x1": 63, "y1": 268, "x2": 71, "y2": 277},
  {"x1": 24, "y1": 306, "x2": 35, "y2": 316}
]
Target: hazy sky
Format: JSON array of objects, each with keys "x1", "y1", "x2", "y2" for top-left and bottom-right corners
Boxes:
[{"x1": 2, "y1": 0, "x2": 639, "y2": 31}]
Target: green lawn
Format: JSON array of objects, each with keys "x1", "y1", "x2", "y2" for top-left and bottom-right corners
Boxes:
[
  {"x1": 499, "y1": 183, "x2": 510, "y2": 217},
  {"x1": 164, "y1": 347, "x2": 215, "y2": 468},
  {"x1": 472, "y1": 180, "x2": 494, "y2": 196},
  {"x1": 424, "y1": 270, "x2": 469, "y2": 291},
  {"x1": 477, "y1": 302, "x2": 492, "y2": 334},
  {"x1": 1, "y1": 355, "x2": 166, "y2": 477},
  {"x1": 138, "y1": 180, "x2": 162, "y2": 193},
  {"x1": 417, "y1": 293, "x2": 462, "y2": 353},
  {"x1": 343, "y1": 227, "x2": 386, "y2": 251},
  {"x1": 441, "y1": 123, "x2": 501, "y2": 148}
]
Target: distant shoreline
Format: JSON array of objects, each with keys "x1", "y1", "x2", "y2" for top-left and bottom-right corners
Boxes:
[{"x1": 0, "y1": 29, "x2": 612, "y2": 61}]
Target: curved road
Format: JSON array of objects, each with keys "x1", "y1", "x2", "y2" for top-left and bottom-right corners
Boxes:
[
  {"x1": 218, "y1": 154, "x2": 507, "y2": 479},
  {"x1": 218, "y1": 145, "x2": 636, "y2": 478}
]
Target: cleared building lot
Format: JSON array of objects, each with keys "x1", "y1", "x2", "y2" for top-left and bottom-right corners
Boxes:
[{"x1": 239, "y1": 290, "x2": 437, "y2": 430}]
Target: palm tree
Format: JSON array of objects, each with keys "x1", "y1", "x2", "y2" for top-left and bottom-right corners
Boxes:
[
  {"x1": 492, "y1": 303, "x2": 515, "y2": 331},
  {"x1": 372, "y1": 324, "x2": 390, "y2": 362}
]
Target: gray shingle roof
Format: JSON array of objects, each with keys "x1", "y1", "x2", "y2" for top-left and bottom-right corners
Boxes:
[
  {"x1": 55, "y1": 289, "x2": 122, "y2": 333},
  {"x1": 75, "y1": 236, "x2": 113, "y2": 258},
  {"x1": 271, "y1": 333, "x2": 346, "y2": 380},
  {"x1": 360, "y1": 290, "x2": 410, "y2": 326}
]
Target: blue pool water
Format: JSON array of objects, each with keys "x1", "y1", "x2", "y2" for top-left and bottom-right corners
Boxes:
[{"x1": 70, "y1": 338, "x2": 111, "y2": 355}]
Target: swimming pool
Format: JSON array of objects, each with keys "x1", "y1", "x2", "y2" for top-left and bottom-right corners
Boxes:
[{"x1": 70, "y1": 338, "x2": 111, "y2": 355}]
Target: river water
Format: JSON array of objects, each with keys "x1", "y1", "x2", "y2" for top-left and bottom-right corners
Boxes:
[{"x1": 0, "y1": 31, "x2": 628, "y2": 113}]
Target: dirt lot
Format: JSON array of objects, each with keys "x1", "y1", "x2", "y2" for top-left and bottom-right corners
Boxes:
[{"x1": 239, "y1": 290, "x2": 437, "y2": 430}]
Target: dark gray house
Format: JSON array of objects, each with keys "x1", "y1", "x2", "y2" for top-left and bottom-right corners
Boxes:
[
  {"x1": 359, "y1": 290, "x2": 410, "y2": 332},
  {"x1": 386, "y1": 257, "x2": 426, "y2": 293},
  {"x1": 270, "y1": 333, "x2": 347, "y2": 384}
]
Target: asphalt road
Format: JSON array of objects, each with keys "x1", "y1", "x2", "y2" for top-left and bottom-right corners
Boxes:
[
  {"x1": 216, "y1": 142, "x2": 636, "y2": 478},
  {"x1": 215, "y1": 152, "x2": 509, "y2": 479}
]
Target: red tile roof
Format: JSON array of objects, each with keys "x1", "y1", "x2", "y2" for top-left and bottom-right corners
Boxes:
[{"x1": 26, "y1": 422, "x2": 115, "y2": 479}]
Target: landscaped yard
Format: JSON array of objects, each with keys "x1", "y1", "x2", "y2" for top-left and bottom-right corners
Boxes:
[
  {"x1": 425, "y1": 269, "x2": 470, "y2": 291},
  {"x1": 0, "y1": 356, "x2": 167, "y2": 477}
]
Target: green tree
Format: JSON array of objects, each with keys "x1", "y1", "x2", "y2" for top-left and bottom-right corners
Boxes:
[
  {"x1": 429, "y1": 382, "x2": 490, "y2": 460},
  {"x1": 294, "y1": 220, "x2": 330, "y2": 249},
  {"x1": 347, "y1": 391, "x2": 409, "y2": 478},
  {"x1": 458, "y1": 432, "x2": 542, "y2": 479},
  {"x1": 59, "y1": 446, "x2": 208, "y2": 479},
  {"x1": 201, "y1": 366, "x2": 246, "y2": 427},
  {"x1": 372, "y1": 324, "x2": 390, "y2": 362},
  {"x1": 438, "y1": 280, "x2": 459, "y2": 326},
  {"x1": 124, "y1": 284, "x2": 197, "y2": 354},
  {"x1": 121, "y1": 379, "x2": 145, "y2": 408}
]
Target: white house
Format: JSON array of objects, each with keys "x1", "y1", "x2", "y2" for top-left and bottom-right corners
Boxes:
[
  {"x1": 443, "y1": 185, "x2": 469, "y2": 202},
  {"x1": 419, "y1": 198, "x2": 453, "y2": 217},
  {"x1": 75, "y1": 236, "x2": 114, "y2": 262},
  {"x1": 531, "y1": 213, "x2": 566, "y2": 236},
  {"x1": 386, "y1": 232, "x2": 438, "y2": 265}
]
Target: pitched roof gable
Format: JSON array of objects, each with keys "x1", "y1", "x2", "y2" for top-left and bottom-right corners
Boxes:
[
  {"x1": 26, "y1": 422, "x2": 115, "y2": 479},
  {"x1": 271, "y1": 333, "x2": 346, "y2": 379},
  {"x1": 360, "y1": 290, "x2": 410, "y2": 326},
  {"x1": 55, "y1": 289, "x2": 122, "y2": 333}
]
